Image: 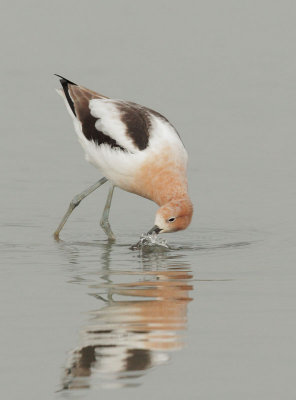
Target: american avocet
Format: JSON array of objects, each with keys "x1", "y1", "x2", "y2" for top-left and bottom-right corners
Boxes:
[{"x1": 53, "y1": 75, "x2": 193, "y2": 240}]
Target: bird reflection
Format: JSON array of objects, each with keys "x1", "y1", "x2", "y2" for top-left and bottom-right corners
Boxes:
[{"x1": 60, "y1": 242, "x2": 193, "y2": 390}]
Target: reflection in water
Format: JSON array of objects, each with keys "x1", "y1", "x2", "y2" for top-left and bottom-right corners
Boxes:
[{"x1": 60, "y1": 242, "x2": 193, "y2": 390}]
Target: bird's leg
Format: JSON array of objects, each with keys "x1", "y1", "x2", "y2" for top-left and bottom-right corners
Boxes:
[
  {"x1": 53, "y1": 177, "x2": 108, "y2": 240},
  {"x1": 100, "y1": 185, "x2": 116, "y2": 241}
]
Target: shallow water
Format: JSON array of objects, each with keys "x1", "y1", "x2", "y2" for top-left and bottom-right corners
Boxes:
[{"x1": 1, "y1": 1, "x2": 296, "y2": 399}]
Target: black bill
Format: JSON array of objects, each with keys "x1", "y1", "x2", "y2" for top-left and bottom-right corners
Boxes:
[{"x1": 147, "y1": 225, "x2": 162, "y2": 235}]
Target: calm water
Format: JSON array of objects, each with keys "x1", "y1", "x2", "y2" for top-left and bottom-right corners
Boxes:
[{"x1": 1, "y1": 1, "x2": 296, "y2": 399}]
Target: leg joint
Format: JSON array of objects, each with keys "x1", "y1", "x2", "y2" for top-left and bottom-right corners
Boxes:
[
  {"x1": 100, "y1": 218, "x2": 109, "y2": 229},
  {"x1": 70, "y1": 195, "x2": 81, "y2": 208}
]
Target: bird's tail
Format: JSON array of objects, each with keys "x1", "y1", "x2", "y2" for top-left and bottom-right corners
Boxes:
[{"x1": 54, "y1": 74, "x2": 77, "y2": 116}]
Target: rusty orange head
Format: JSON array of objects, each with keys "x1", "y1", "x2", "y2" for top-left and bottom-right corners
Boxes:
[{"x1": 148, "y1": 197, "x2": 193, "y2": 234}]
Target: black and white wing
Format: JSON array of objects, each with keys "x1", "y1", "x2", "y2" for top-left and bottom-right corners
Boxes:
[{"x1": 56, "y1": 75, "x2": 180, "y2": 154}]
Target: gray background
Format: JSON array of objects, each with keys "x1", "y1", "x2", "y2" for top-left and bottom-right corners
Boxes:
[{"x1": 1, "y1": 1, "x2": 295, "y2": 399}]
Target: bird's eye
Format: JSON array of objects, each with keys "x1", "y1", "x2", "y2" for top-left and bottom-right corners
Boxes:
[{"x1": 168, "y1": 217, "x2": 176, "y2": 223}]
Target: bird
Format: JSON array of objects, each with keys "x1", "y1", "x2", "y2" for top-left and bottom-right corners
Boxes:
[{"x1": 53, "y1": 75, "x2": 193, "y2": 240}]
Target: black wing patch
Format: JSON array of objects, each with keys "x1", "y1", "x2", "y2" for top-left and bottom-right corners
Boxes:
[
  {"x1": 116, "y1": 102, "x2": 151, "y2": 150},
  {"x1": 117, "y1": 101, "x2": 179, "y2": 150},
  {"x1": 66, "y1": 83, "x2": 125, "y2": 151},
  {"x1": 78, "y1": 109, "x2": 126, "y2": 151}
]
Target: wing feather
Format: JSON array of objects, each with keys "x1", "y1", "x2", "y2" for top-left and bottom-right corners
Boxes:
[{"x1": 57, "y1": 77, "x2": 181, "y2": 154}]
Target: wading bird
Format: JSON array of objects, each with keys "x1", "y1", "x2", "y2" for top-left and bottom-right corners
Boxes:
[{"x1": 54, "y1": 75, "x2": 193, "y2": 240}]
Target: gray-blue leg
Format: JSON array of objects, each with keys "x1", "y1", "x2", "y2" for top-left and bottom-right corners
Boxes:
[
  {"x1": 54, "y1": 177, "x2": 108, "y2": 240},
  {"x1": 100, "y1": 185, "x2": 115, "y2": 240}
]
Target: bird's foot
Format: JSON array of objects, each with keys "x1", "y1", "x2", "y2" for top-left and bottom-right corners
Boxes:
[{"x1": 100, "y1": 219, "x2": 116, "y2": 241}]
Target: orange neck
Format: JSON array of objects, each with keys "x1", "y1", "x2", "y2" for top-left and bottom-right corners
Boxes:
[
  {"x1": 136, "y1": 171, "x2": 188, "y2": 205},
  {"x1": 133, "y1": 157, "x2": 189, "y2": 206}
]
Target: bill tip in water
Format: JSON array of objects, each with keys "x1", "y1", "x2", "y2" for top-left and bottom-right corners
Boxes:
[{"x1": 130, "y1": 231, "x2": 169, "y2": 250}]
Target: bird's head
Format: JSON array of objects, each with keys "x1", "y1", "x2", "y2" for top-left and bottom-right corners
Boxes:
[{"x1": 148, "y1": 197, "x2": 193, "y2": 234}]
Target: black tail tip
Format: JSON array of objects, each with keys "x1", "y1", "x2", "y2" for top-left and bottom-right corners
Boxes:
[{"x1": 54, "y1": 74, "x2": 77, "y2": 86}]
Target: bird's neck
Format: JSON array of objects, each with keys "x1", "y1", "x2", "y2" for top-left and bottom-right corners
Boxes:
[
  {"x1": 133, "y1": 167, "x2": 188, "y2": 206},
  {"x1": 155, "y1": 183, "x2": 190, "y2": 207}
]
